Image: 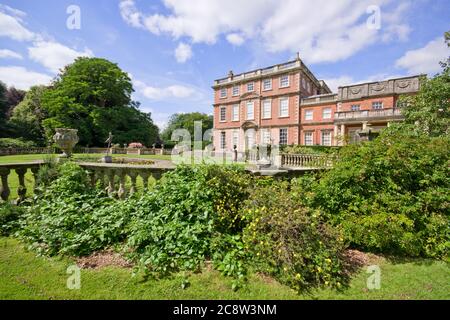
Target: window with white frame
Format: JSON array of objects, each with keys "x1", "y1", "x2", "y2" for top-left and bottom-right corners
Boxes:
[
  {"x1": 279, "y1": 128, "x2": 288, "y2": 145},
  {"x1": 279, "y1": 97, "x2": 289, "y2": 117},
  {"x1": 220, "y1": 132, "x2": 226, "y2": 149},
  {"x1": 322, "y1": 108, "x2": 332, "y2": 119},
  {"x1": 261, "y1": 129, "x2": 271, "y2": 144},
  {"x1": 262, "y1": 99, "x2": 272, "y2": 119},
  {"x1": 351, "y1": 104, "x2": 360, "y2": 111},
  {"x1": 302, "y1": 78, "x2": 306, "y2": 88},
  {"x1": 246, "y1": 101, "x2": 254, "y2": 120},
  {"x1": 280, "y1": 75, "x2": 289, "y2": 88},
  {"x1": 220, "y1": 88, "x2": 227, "y2": 98},
  {"x1": 232, "y1": 130, "x2": 239, "y2": 149},
  {"x1": 263, "y1": 78, "x2": 272, "y2": 91},
  {"x1": 247, "y1": 82, "x2": 254, "y2": 92},
  {"x1": 304, "y1": 131, "x2": 313, "y2": 146},
  {"x1": 232, "y1": 86, "x2": 239, "y2": 96},
  {"x1": 372, "y1": 101, "x2": 383, "y2": 110},
  {"x1": 232, "y1": 104, "x2": 239, "y2": 121},
  {"x1": 220, "y1": 106, "x2": 226, "y2": 122},
  {"x1": 321, "y1": 131, "x2": 332, "y2": 146},
  {"x1": 305, "y1": 109, "x2": 313, "y2": 120}
]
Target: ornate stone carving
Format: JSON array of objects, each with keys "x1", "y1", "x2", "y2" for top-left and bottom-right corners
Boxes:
[{"x1": 53, "y1": 128, "x2": 79, "y2": 158}]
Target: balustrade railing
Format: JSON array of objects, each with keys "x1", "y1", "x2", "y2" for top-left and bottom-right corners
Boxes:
[
  {"x1": 0, "y1": 147, "x2": 172, "y2": 156},
  {"x1": 335, "y1": 108, "x2": 402, "y2": 120},
  {"x1": 0, "y1": 161, "x2": 173, "y2": 202},
  {"x1": 280, "y1": 153, "x2": 334, "y2": 168}
]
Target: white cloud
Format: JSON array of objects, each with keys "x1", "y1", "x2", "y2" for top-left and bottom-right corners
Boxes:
[
  {"x1": 174, "y1": 42, "x2": 192, "y2": 63},
  {"x1": 226, "y1": 33, "x2": 245, "y2": 46},
  {"x1": 0, "y1": 66, "x2": 52, "y2": 90},
  {"x1": 28, "y1": 41, "x2": 93, "y2": 73},
  {"x1": 119, "y1": 0, "x2": 143, "y2": 28},
  {"x1": 134, "y1": 80, "x2": 195, "y2": 100},
  {"x1": 119, "y1": 0, "x2": 411, "y2": 64},
  {"x1": 395, "y1": 37, "x2": 449, "y2": 75},
  {"x1": 0, "y1": 4, "x2": 26, "y2": 18},
  {"x1": 0, "y1": 49, "x2": 23, "y2": 59},
  {"x1": 0, "y1": 10, "x2": 35, "y2": 41}
]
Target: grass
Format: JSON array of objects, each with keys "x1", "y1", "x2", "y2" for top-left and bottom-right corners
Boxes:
[
  {"x1": 0, "y1": 153, "x2": 171, "y2": 199},
  {"x1": 0, "y1": 237, "x2": 448, "y2": 300}
]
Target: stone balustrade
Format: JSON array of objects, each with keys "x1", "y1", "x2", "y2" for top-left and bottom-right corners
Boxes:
[
  {"x1": 0, "y1": 162, "x2": 43, "y2": 202},
  {"x1": 0, "y1": 161, "x2": 173, "y2": 202},
  {"x1": 78, "y1": 162, "x2": 173, "y2": 199},
  {"x1": 279, "y1": 153, "x2": 334, "y2": 169}
]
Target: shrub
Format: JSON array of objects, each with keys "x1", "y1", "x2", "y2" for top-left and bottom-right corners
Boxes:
[
  {"x1": 313, "y1": 127, "x2": 450, "y2": 258},
  {"x1": 242, "y1": 181, "x2": 348, "y2": 292},
  {"x1": 0, "y1": 203, "x2": 26, "y2": 236},
  {"x1": 19, "y1": 163, "x2": 131, "y2": 256},
  {"x1": 0, "y1": 138, "x2": 37, "y2": 148},
  {"x1": 126, "y1": 164, "x2": 251, "y2": 283}
]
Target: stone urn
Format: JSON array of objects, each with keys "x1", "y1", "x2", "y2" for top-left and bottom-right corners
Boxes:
[{"x1": 53, "y1": 128, "x2": 79, "y2": 158}]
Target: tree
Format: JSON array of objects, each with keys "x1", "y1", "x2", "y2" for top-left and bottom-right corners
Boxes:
[
  {"x1": 41, "y1": 57, "x2": 159, "y2": 146},
  {"x1": 161, "y1": 112, "x2": 213, "y2": 146},
  {"x1": 0, "y1": 81, "x2": 11, "y2": 138},
  {"x1": 399, "y1": 32, "x2": 449, "y2": 137},
  {"x1": 5, "y1": 87, "x2": 26, "y2": 118},
  {"x1": 9, "y1": 86, "x2": 48, "y2": 145}
]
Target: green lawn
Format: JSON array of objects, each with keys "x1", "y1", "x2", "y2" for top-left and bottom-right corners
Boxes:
[
  {"x1": 0, "y1": 238, "x2": 448, "y2": 300},
  {"x1": 0, "y1": 153, "x2": 171, "y2": 199}
]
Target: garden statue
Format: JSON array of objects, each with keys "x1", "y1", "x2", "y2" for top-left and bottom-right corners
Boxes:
[
  {"x1": 102, "y1": 132, "x2": 113, "y2": 163},
  {"x1": 53, "y1": 128, "x2": 79, "y2": 158},
  {"x1": 232, "y1": 145, "x2": 238, "y2": 162}
]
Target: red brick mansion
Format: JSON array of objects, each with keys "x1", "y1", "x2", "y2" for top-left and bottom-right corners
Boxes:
[{"x1": 212, "y1": 54, "x2": 421, "y2": 153}]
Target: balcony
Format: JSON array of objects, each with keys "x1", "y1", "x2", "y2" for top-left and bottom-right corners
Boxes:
[{"x1": 335, "y1": 108, "x2": 403, "y2": 123}]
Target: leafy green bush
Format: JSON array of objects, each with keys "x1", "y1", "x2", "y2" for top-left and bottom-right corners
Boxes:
[
  {"x1": 242, "y1": 181, "x2": 348, "y2": 292},
  {"x1": 313, "y1": 127, "x2": 450, "y2": 257},
  {"x1": 0, "y1": 138, "x2": 37, "y2": 148},
  {"x1": 19, "y1": 163, "x2": 131, "y2": 256},
  {"x1": 0, "y1": 203, "x2": 26, "y2": 236},
  {"x1": 126, "y1": 164, "x2": 251, "y2": 285}
]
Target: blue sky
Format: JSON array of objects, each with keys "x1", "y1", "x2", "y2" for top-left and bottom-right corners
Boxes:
[{"x1": 0, "y1": 0, "x2": 449, "y2": 129}]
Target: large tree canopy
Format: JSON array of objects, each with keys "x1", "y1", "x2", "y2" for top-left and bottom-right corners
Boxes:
[
  {"x1": 9, "y1": 86, "x2": 48, "y2": 145},
  {"x1": 41, "y1": 57, "x2": 159, "y2": 147},
  {"x1": 161, "y1": 112, "x2": 213, "y2": 146},
  {"x1": 400, "y1": 33, "x2": 449, "y2": 137}
]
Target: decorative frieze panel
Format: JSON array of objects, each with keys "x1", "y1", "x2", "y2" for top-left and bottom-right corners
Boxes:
[{"x1": 338, "y1": 75, "x2": 421, "y2": 101}]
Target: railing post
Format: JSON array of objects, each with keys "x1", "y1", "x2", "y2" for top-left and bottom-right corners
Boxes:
[
  {"x1": 140, "y1": 171, "x2": 150, "y2": 191},
  {"x1": 117, "y1": 170, "x2": 127, "y2": 199},
  {"x1": 30, "y1": 167, "x2": 40, "y2": 192},
  {"x1": 107, "y1": 169, "x2": 116, "y2": 197},
  {"x1": 16, "y1": 167, "x2": 27, "y2": 203},
  {"x1": 129, "y1": 171, "x2": 138, "y2": 195},
  {"x1": 0, "y1": 168, "x2": 11, "y2": 201}
]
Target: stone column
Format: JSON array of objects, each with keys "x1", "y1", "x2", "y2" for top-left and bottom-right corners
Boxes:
[
  {"x1": 107, "y1": 169, "x2": 116, "y2": 196},
  {"x1": 16, "y1": 168, "x2": 27, "y2": 203},
  {"x1": 117, "y1": 170, "x2": 127, "y2": 200},
  {"x1": 129, "y1": 171, "x2": 138, "y2": 195},
  {"x1": 334, "y1": 125, "x2": 339, "y2": 146},
  {"x1": 140, "y1": 171, "x2": 150, "y2": 191},
  {"x1": 0, "y1": 168, "x2": 11, "y2": 202},
  {"x1": 30, "y1": 167, "x2": 40, "y2": 192},
  {"x1": 340, "y1": 124, "x2": 346, "y2": 146}
]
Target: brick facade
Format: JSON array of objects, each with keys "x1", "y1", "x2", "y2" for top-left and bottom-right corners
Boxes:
[{"x1": 213, "y1": 56, "x2": 422, "y2": 152}]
